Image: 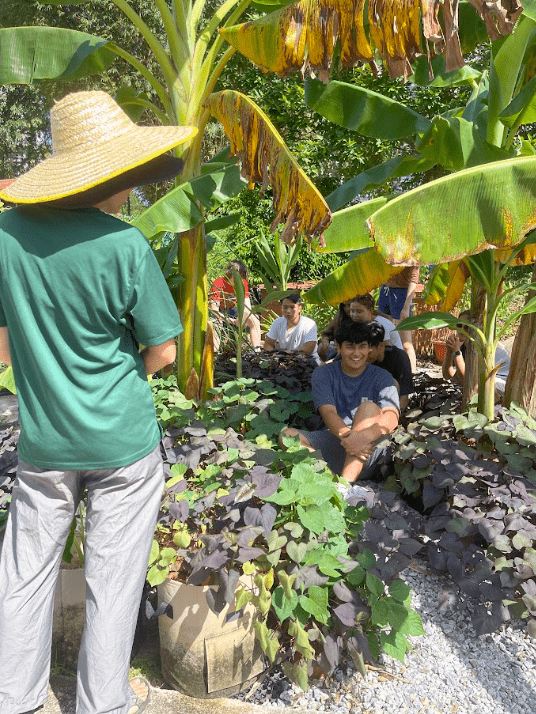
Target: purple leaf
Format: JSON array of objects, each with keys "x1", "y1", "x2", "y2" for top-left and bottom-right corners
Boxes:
[{"x1": 168, "y1": 499, "x2": 189, "y2": 522}]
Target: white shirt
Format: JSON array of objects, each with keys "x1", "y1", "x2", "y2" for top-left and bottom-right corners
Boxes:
[
  {"x1": 373, "y1": 316, "x2": 403, "y2": 349},
  {"x1": 267, "y1": 315, "x2": 320, "y2": 364}
]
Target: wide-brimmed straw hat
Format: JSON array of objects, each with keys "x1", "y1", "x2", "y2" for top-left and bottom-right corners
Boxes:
[{"x1": 0, "y1": 90, "x2": 197, "y2": 206}]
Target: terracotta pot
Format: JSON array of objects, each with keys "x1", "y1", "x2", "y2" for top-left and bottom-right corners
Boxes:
[{"x1": 157, "y1": 577, "x2": 265, "y2": 698}]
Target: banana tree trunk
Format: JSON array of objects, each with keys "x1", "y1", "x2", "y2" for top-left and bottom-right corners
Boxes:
[
  {"x1": 177, "y1": 222, "x2": 211, "y2": 398},
  {"x1": 462, "y1": 340, "x2": 479, "y2": 409},
  {"x1": 504, "y1": 263, "x2": 536, "y2": 417}
]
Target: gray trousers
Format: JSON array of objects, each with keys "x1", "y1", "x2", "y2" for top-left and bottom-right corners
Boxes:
[{"x1": 0, "y1": 446, "x2": 164, "y2": 714}]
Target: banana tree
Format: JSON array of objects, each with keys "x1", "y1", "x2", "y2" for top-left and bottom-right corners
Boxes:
[
  {"x1": 282, "y1": 6, "x2": 536, "y2": 418},
  {"x1": 320, "y1": 155, "x2": 536, "y2": 420},
  {"x1": 0, "y1": 0, "x2": 521, "y2": 399}
]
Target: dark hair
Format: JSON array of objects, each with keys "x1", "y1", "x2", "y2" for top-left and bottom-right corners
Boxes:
[
  {"x1": 226, "y1": 260, "x2": 248, "y2": 280},
  {"x1": 281, "y1": 293, "x2": 302, "y2": 305},
  {"x1": 367, "y1": 321, "x2": 386, "y2": 347},
  {"x1": 335, "y1": 321, "x2": 372, "y2": 347},
  {"x1": 350, "y1": 294, "x2": 375, "y2": 311}
]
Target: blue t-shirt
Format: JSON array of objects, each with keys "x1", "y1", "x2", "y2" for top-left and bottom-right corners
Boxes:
[{"x1": 312, "y1": 361, "x2": 400, "y2": 426}]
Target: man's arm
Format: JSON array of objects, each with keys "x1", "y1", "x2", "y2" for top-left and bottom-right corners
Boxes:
[
  {"x1": 141, "y1": 338, "x2": 176, "y2": 375},
  {"x1": 298, "y1": 340, "x2": 317, "y2": 356},
  {"x1": 340, "y1": 406, "x2": 399, "y2": 456},
  {"x1": 443, "y1": 334, "x2": 464, "y2": 383},
  {"x1": 0, "y1": 327, "x2": 11, "y2": 366},
  {"x1": 263, "y1": 335, "x2": 276, "y2": 351}
]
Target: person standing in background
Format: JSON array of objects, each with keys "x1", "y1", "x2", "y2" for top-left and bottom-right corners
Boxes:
[{"x1": 378, "y1": 266, "x2": 420, "y2": 373}]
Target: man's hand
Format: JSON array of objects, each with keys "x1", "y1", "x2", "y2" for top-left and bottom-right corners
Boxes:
[
  {"x1": 446, "y1": 334, "x2": 462, "y2": 352},
  {"x1": 340, "y1": 430, "x2": 374, "y2": 459}
]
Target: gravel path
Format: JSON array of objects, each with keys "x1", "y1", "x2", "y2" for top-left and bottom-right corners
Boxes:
[{"x1": 250, "y1": 546, "x2": 536, "y2": 714}]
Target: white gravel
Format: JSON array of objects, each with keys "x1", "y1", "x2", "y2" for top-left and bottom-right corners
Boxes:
[{"x1": 253, "y1": 560, "x2": 536, "y2": 713}]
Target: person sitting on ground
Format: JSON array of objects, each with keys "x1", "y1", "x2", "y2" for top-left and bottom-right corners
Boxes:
[
  {"x1": 378, "y1": 266, "x2": 420, "y2": 373},
  {"x1": 318, "y1": 298, "x2": 355, "y2": 361},
  {"x1": 209, "y1": 259, "x2": 261, "y2": 349},
  {"x1": 349, "y1": 294, "x2": 404, "y2": 350},
  {"x1": 264, "y1": 293, "x2": 321, "y2": 364},
  {"x1": 367, "y1": 322, "x2": 413, "y2": 412},
  {"x1": 330, "y1": 322, "x2": 413, "y2": 411},
  {"x1": 442, "y1": 310, "x2": 511, "y2": 395},
  {"x1": 279, "y1": 321, "x2": 399, "y2": 483}
]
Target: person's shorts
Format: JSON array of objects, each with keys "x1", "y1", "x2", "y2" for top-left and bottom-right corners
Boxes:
[
  {"x1": 378, "y1": 285, "x2": 411, "y2": 321},
  {"x1": 297, "y1": 428, "x2": 387, "y2": 478}
]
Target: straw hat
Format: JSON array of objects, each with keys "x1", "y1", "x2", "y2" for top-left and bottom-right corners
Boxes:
[{"x1": 0, "y1": 90, "x2": 197, "y2": 205}]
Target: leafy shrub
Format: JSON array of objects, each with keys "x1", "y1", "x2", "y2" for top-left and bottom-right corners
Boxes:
[
  {"x1": 148, "y1": 376, "x2": 424, "y2": 689},
  {"x1": 388, "y1": 389, "x2": 536, "y2": 637}
]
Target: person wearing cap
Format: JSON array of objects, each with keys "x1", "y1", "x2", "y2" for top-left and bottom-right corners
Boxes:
[{"x1": 0, "y1": 91, "x2": 196, "y2": 714}]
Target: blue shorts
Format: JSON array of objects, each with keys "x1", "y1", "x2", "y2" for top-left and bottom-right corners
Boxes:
[
  {"x1": 378, "y1": 285, "x2": 411, "y2": 320},
  {"x1": 297, "y1": 428, "x2": 386, "y2": 478}
]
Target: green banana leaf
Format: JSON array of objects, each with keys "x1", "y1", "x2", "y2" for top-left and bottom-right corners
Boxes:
[
  {"x1": 304, "y1": 248, "x2": 402, "y2": 306},
  {"x1": 304, "y1": 79, "x2": 431, "y2": 140},
  {"x1": 0, "y1": 367, "x2": 16, "y2": 395},
  {"x1": 499, "y1": 72, "x2": 536, "y2": 127},
  {"x1": 487, "y1": 16, "x2": 536, "y2": 146},
  {"x1": 397, "y1": 312, "x2": 461, "y2": 331},
  {"x1": 326, "y1": 155, "x2": 435, "y2": 212},
  {"x1": 415, "y1": 116, "x2": 512, "y2": 170},
  {"x1": 368, "y1": 155, "x2": 536, "y2": 266},
  {"x1": 521, "y1": 0, "x2": 536, "y2": 22},
  {"x1": 132, "y1": 164, "x2": 247, "y2": 240},
  {"x1": 0, "y1": 27, "x2": 114, "y2": 83},
  {"x1": 409, "y1": 56, "x2": 482, "y2": 88},
  {"x1": 318, "y1": 198, "x2": 386, "y2": 254}
]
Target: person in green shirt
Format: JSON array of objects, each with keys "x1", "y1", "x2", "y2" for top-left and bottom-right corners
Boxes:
[{"x1": 0, "y1": 90, "x2": 196, "y2": 714}]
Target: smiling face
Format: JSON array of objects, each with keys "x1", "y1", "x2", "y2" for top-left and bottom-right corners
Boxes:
[
  {"x1": 282, "y1": 298, "x2": 302, "y2": 326},
  {"x1": 349, "y1": 301, "x2": 374, "y2": 323},
  {"x1": 337, "y1": 340, "x2": 372, "y2": 376}
]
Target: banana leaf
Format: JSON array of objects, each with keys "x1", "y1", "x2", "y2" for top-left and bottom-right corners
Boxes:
[
  {"x1": 367, "y1": 155, "x2": 536, "y2": 266},
  {"x1": 220, "y1": 0, "x2": 520, "y2": 80},
  {"x1": 132, "y1": 164, "x2": 247, "y2": 240},
  {"x1": 317, "y1": 198, "x2": 386, "y2": 253},
  {"x1": 326, "y1": 154, "x2": 435, "y2": 212},
  {"x1": 415, "y1": 116, "x2": 512, "y2": 170},
  {"x1": 205, "y1": 90, "x2": 331, "y2": 243},
  {"x1": 0, "y1": 27, "x2": 115, "y2": 83},
  {"x1": 305, "y1": 79, "x2": 431, "y2": 139},
  {"x1": 423, "y1": 261, "x2": 469, "y2": 311},
  {"x1": 304, "y1": 247, "x2": 402, "y2": 306}
]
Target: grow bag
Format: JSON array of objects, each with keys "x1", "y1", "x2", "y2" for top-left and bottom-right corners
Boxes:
[{"x1": 158, "y1": 578, "x2": 265, "y2": 698}]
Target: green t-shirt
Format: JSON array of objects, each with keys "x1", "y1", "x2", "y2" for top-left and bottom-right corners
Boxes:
[{"x1": 0, "y1": 205, "x2": 182, "y2": 469}]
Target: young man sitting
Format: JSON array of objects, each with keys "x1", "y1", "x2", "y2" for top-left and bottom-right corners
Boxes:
[
  {"x1": 367, "y1": 321, "x2": 413, "y2": 412},
  {"x1": 279, "y1": 322, "x2": 400, "y2": 483}
]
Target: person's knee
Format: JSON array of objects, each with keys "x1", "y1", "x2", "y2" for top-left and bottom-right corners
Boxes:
[
  {"x1": 353, "y1": 400, "x2": 381, "y2": 422},
  {"x1": 279, "y1": 427, "x2": 298, "y2": 450}
]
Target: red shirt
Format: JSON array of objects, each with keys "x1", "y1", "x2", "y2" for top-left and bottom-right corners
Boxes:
[{"x1": 209, "y1": 276, "x2": 249, "y2": 310}]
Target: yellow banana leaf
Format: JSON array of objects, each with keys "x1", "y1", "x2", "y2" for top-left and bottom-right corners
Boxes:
[
  {"x1": 205, "y1": 90, "x2": 331, "y2": 244},
  {"x1": 220, "y1": 0, "x2": 520, "y2": 80},
  {"x1": 495, "y1": 241, "x2": 536, "y2": 266},
  {"x1": 304, "y1": 247, "x2": 403, "y2": 306},
  {"x1": 423, "y1": 260, "x2": 470, "y2": 311}
]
